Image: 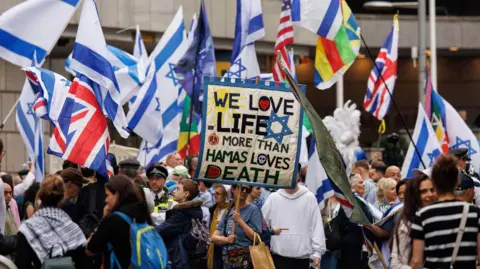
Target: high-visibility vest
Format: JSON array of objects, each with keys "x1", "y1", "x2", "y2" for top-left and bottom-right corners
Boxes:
[{"x1": 154, "y1": 197, "x2": 174, "y2": 213}]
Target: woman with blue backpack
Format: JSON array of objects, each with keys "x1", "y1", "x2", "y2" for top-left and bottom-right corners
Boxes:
[{"x1": 86, "y1": 175, "x2": 157, "y2": 269}]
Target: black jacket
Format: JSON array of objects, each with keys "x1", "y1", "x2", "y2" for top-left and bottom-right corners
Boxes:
[
  {"x1": 74, "y1": 176, "x2": 107, "y2": 222},
  {"x1": 156, "y1": 200, "x2": 203, "y2": 269},
  {"x1": 15, "y1": 233, "x2": 84, "y2": 269},
  {"x1": 87, "y1": 202, "x2": 150, "y2": 269}
]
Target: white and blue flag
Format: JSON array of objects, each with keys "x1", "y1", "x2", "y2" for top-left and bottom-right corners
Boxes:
[
  {"x1": 0, "y1": 0, "x2": 81, "y2": 67},
  {"x1": 65, "y1": 45, "x2": 145, "y2": 106},
  {"x1": 130, "y1": 25, "x2": 149, "y2": 107},
  {"x1": 401, "y1": 103, "x2": 443, "y2": 178},
  {"x1": 127, "y1": 7, "x2": 187, "y2": 160},
  {"x1": 224, "y1": 0, "x2": 265, "y2": 79},
  {"x1": 137, "y1": 140, "x2": 162, "y2": 168},
  {"x1": 16, "y1": 80, "x2": 44, "y2": 182},
  {"x1": 305, "y1": 135, "x2": 334, "y2": 210},
  {"x1": 133, "y1": 25, "x2": 149, "y2": 73},
  {"x1": 69, "y1": 0, "x2": 129, "y2": 138}
]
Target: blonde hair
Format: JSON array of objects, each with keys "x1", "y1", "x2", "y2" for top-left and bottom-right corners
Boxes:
[
  {"x1": 213, "y1": 184, "x2": 228, "y2": 201},
  {"x1": 376, "y1": 177, "x2": 397, "y2": 204}
]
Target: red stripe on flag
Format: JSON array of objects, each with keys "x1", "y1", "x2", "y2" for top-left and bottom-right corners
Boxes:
[
  {"x1": 66, "y1": 84, "x2": 108, "y2": 165},
  {"x1": 321, "y1": 38, "x2": 344, "y2": 73},
  {"x1": 33, "y1": 100, "x2": 46, "y2": 111},
  {"x1": 25, "y1": 72, "x2": 39, "y2": 84},
  {"x1": 53, "y1": 127, "x2": 66, "y2": 153},
  {"x1": 70, "y1": 110, "x2": 89, "y2": 124}
]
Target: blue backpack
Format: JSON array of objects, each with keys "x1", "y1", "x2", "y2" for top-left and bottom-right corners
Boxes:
[{"x1": 109, "y1": 212, "x2": 168, "y2": 269}]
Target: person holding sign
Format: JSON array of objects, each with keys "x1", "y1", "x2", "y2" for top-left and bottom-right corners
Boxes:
[{"x1": 211, "y1": 185, "x2": 263, "y2": 269}]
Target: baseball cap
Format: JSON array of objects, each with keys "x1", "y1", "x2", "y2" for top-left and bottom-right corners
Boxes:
[
  {"x1": 173, "y1": 165, "x2": 191, "y2": 178},
  {"x1": 456, "y1": 173, "x2": 480, "y2": 190},
  {"x1": 61, "y1": 168, "x2": 88, "y2": 187},
  {"x1": 146, "y1": 165, "x2": 168, "y2": 179}
]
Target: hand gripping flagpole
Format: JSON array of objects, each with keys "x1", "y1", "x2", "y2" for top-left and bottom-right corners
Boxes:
[
  {"x1": 0, "y1": 98, "x2": 21, "y2": 130},
  {"x1": 360, "y1": 34, "x2": 426, "y2": 169}
]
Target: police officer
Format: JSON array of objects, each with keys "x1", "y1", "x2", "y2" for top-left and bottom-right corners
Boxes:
[
  {"x1": 451, "y1": 148, "x2": 480, "y2": 178},
  {"x1": 451, "y1": 148, "x2": 480, "y2": 207},
  {"x1": 454, "y1": 173, "x2": 480, "y2": 203},
  {"x1": 146, "y1": 165, "x2": 172, "y2": 213}
]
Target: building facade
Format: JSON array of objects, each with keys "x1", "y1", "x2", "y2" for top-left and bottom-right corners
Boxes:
[{"x1": 1, "y1": 0, "x2": 480, "y2": 173}]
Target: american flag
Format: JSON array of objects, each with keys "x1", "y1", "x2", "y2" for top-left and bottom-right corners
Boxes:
[
  {"x1": 363, "y1": 15, "x2": 399, "y2": 120},
  {"x1": 273, "y1": 0, "x2": 294, "y2": 82}
]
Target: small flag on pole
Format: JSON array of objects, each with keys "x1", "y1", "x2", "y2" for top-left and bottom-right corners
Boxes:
[{"x1": 363, "y1": 15, "x2": 399, "y2": 120}]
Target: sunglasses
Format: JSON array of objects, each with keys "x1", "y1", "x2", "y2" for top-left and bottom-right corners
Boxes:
[{"x1": 241, "y1": 186, "x2": 252, "y2": 193}]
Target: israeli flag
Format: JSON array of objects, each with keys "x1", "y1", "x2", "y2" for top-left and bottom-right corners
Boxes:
[
  {"x1": 305, "y1": 135, "x2": 334, "y2": 210},
  {"x1": 401, "y1": 103, "x2": 443, "y2": 178},
  {"x1": 22, "y1": 67, "x2": 71, "y2": 158},
  {"x1": 133, "y1": 25, "x2": 149, "y2": 73},
  {"x1": 127, "y1": 7, "x2": 188, "y2": 160},
  {"x1": 0, "y1": 0, "x2": 81, "y2": 67},
  {"x1": 224, "y1": 0, "x2": 265, "y2": 79},
  {"x1": 137, "y1": 140, "x2": 161, "y2": 168},
  {"x1": 65, "y1": 45, "x2": 145, "y2": 106},
  {"x1": 69, "y1": 0, "x2": 129, "y2": 138},
  {"x1": 130, "y1": 25, "x2": 149, "y2": 107},
  {"x1": 16, "y1": 80, "x2": 44, "y2": 182}
]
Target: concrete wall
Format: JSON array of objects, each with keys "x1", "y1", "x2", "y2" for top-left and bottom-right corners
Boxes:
[
  {"x1": 2, "y1": 0, "x2": 480, "y2": 173},
  {"x1": 4, "y1": 0, "x2": 480, "y2": 53}
]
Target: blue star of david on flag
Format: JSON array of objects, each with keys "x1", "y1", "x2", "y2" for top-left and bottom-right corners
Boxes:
[
  {"x1": 60, "y1": 78, "x2": 72, "y2": 87},
  {"x1": 264, "y1": 112, "x2": 293, "y2": 144},
  {"x1": 427, "y1": 149, "x2": 441, "y2": 166},
  {"x1": 26, "y1": 102, "x2": 35, "y2": 116},
  {"x1": 225, "y1": 58, "x2": 247, "y2": 78},
  {"x1": 143, "y1": 142, "x2": 156, "y2": 154},
  {"x1": 155, "y1": 97, "x2": 161, "y2": 112},
  {"x1": 451, "y1": 137, "x2": 478, "y2": 157},
  {"x1": 165, "y1": 63, "x2": 181, "y2": 86}
]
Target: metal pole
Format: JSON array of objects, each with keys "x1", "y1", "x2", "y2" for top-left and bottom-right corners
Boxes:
[
  {"x1": 429, "y1": 0, "x2": 437, "y2": 90},
  {"x1": 336, "y1": 77, "x2": 344, "y2": 108},
  {"x1": 418, "y1": 0, "x2": 427, "y2": 104},
  {"x1": 0, "y1": 98, "x2": 20, "y2": 129}
]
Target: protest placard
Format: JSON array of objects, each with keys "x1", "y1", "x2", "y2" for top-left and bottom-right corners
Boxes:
[{"x1": 194, "y1": 77, "x2": 304, "y2": 188}]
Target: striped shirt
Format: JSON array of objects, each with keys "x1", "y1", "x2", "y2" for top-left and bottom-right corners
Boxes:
[{"x1": 410, "y1": 200, "x2": 479, "y2": 269}]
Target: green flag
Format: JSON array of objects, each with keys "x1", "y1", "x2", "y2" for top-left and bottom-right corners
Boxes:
[{"x1": 282, "y1": 67, "x2": 370, "y2": 225}]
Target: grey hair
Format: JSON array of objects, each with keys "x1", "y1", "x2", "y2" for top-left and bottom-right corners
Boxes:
[{"x1": 454, "y1": 190, "x2": 467, "y2": 196}]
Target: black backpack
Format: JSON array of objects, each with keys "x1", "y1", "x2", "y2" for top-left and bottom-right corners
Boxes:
[{"x1": 183, "y1": 218, "x2": 210, "y2": 269}]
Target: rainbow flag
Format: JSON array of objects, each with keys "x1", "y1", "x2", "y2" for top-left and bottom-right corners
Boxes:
[
  {"x1": 177, "y1": 96, "x2": 201, "y2": 158},
  {"x1": 314, "y1": 0, "x2": 360, "y2": 90},
  {"x1": 424, "y1": 73, "x2": 449, "y2": 153}
]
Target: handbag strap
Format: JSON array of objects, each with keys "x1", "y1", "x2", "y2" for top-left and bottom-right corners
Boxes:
[
  {"x1": 252, "y1": 233, "x2": 262, "y2": 246},
  {"x1": 450, "y1": 203, "x2": 470, "y2": 269}
]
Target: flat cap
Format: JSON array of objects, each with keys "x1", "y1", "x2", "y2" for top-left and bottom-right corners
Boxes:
[
  {"x1": 61, "y1": 168, "x2": 88, "y2": 187},
  {"x1": 118, "y1": 158, "x2": 141, "y2": 169}
]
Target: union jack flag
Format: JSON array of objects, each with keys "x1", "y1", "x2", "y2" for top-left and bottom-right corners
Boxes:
[
  {"x1": 363, "y1": 15, "x2": 399, "y2": 120},
  {"x1": 52, "y1": 75, "x2": 110, "y2": 177},
  {"x1": 272, "y1": 0, "x2": 294, "y2": 82}
]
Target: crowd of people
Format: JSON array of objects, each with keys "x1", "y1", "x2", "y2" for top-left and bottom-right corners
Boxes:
[{"x1": 0, "y1": 138, "x2": 479, "y2": 269}]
